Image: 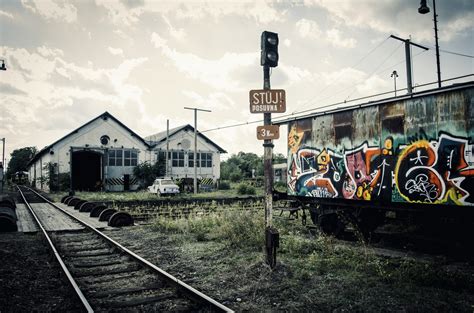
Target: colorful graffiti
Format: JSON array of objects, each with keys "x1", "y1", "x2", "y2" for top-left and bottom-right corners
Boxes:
[
  {"x1": 288, "y1": 126, "x2": 474, "y2": 206},
  {"x1": 395, "y1": 133, "x2": 474, "y2": 204}
]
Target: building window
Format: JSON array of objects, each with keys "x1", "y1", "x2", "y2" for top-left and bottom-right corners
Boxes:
[
  {"x1": 201, "y1": 153, "x2": 212, "y2": 168},
  {"x1": 188, "y1": 152, "x2": 200, "y2": 168},
  {"x1": 172, "y1": 151, "x2": 184, "y2": 167},
  {"x1": 108, "y1": 149, "x2": 123, "y2": 166},
  {"x1": 124, "y1": 150, "x2": 138, "y2": 166}
]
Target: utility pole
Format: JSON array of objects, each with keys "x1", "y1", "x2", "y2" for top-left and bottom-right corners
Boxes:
[
  {"x1": 166, "y1": 120, "x2": 170, "y2": 177},
  {"x1": 184, "y1": 107, "x2": 211, "y2": 194},
  {"x1": 390, "y1": 35, "x2": 428, "y2": 94}
]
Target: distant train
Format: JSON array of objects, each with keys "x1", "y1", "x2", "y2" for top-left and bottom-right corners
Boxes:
[{"x1": 278, "y1": 82, "x2": 474, "y2": 236}]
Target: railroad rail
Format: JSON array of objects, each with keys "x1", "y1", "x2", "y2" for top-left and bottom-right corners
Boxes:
[{"x1": 17, "y1": 186, "x2": 233, "y2": 312}]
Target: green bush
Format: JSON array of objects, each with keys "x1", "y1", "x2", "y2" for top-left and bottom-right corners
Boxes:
[
  {"x1": 216, "y1": 210, "x2": 263, "y2": 250},
  {"x1": 237, "y1": 183, "x2": 256, "y2": 195},
  {"x1": 229, "y1": 172, "x2": 243, "y2": 183},
  {"x1": 218, "y1": 180, "x2": 231, "y2": 190},
  {"x1": 273, "y1": 181, "x2": 287, "y2": 192}
]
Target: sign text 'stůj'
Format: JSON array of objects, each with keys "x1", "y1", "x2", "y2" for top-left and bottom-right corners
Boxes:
[{"x1": 249, "y1": 89, "x2": 286, "y2": 113}]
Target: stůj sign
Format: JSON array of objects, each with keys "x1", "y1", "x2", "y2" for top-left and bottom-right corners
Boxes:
[{"x1": 249, "y1": 89, "x2": 286, "y2": 113}]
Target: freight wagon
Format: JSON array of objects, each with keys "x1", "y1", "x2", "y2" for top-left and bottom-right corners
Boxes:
[{"x1": 277, "y1": 82, "x2": 474, "y2": 236}]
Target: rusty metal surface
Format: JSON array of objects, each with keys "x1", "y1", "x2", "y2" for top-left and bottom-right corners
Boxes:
[{"x1": 287, "y1": 85, "x2": 474, "y2": 207}]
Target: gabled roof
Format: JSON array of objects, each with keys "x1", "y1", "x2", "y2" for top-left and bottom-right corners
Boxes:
[
  {"x1": 145, "y1": 124, "x2": 227, "y2": 153},
  {"x1": 28, "y1": 112, "x2": 151, "y2": 167}
]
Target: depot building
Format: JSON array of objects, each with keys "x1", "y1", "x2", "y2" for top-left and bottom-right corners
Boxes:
[{"x1": 27, "y1": 112, "x2": 226, "y2": 192}]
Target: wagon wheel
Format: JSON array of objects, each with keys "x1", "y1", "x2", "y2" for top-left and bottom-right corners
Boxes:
[{"x1": 318, "y1": 213, "x2": 345, "y2": 238}]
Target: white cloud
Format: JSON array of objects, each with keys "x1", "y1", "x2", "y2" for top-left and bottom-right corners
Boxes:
[
  {"x1": 97, "y1": 0, "x2": 284, "y2": 25},
  {"x1": 150, "y1": 32, "x2": 168, "y2": 49},
  {"x1": 0, "y1": 45, "x2": 148, "y2": 138},
  {"x1": 37, "y1": 46, "x2": 64, "y2": 58},
  {"x1": 295, "y1": 18, "x2": 322, "y2": 38},
  {"x1": 0, "y1": 10, "x2": 14, "y2": 19},
  {"x1": 441, "y1": 12, "x2": 474, "y2": 41},
  {"x1": 279, "y1": 63, "x2": 316, "y2": 85},
  {"x1": 326, "y1": 28, "x2": 357, "y2": 48},
  {"x1": 295, "y1": 18, "x2": 356, "y2": 48},
  {"x1": 310, "y1": 0, "x2": 474, "y2": 43},
  {"x1": 151, "y1": 32, "x2": 257, "y2": 91},
  {"x1": 182, "y1": 90, "x2": 236, "y2": 112},
  {"x1": 108, "y1": 47, "x2": 124, "y2": 56},
  {"x1": 174, "y1": 1, "x2": 284, "y2": 23},
  {"x1": 21, "y1": 0, "x2": 77, "y2": 23},
  {"x1": 162, "y1": 15, "x2": 186, "y2": 41},
  {"x1": 321, "y1": 67, "x2": 366, "y2": 86},
  {"x1": 356, "y1": 74, "x2": 390, "y2": 95},
  {"x1": 94, "y1": 0, "x2": 144, "y2": 26}
]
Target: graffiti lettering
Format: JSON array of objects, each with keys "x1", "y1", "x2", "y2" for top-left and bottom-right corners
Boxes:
[
  {"x1": 288, "y1": 126, "x2": 474, "y2": 206},
  {"x1": 404, "y1": 173, "x2": 440, "y2": 202}
]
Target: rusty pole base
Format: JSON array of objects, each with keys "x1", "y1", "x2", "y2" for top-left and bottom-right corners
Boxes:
[{"x1": 265, "y1": 226, "x2": 279, "y2": 269}]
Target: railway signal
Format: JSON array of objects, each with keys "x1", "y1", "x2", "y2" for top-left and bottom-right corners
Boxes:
[
  {"x1": 261, "y1": 31, "x2": 279, "y2": 67},
  {"x1": 252, "y1": 30, "x2": 282, "y2": 269}
]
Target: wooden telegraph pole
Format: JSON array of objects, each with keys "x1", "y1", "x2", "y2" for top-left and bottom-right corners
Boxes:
[{"x1": 250, "y1": 31, "x2": 285, "y2": 269}]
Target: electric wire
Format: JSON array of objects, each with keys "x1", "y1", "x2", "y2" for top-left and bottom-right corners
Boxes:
[
  {"x1": 199, "y1": 74, "x2": 474, "y2": 134},
  {"x1": 429, "y1": 46, "x2": 474, "y2": 59},
  {"x1": 344, "y1": 41, "x2": 404, "y2": 101},
  {"x1": 281, "y1": 41, "x2": 405, "y2": 113},
  {"x1": 290, "y1": 36, "x2": 391, "y2": 114}
]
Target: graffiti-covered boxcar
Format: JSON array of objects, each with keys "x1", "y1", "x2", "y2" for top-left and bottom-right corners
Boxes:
[{"x1": 280, "y1": 82, "x2": 474, "y2": 235}]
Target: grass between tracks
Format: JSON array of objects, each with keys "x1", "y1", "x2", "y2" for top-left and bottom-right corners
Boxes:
[
  {"x1": 127, "y1": 208, "x2": 474, "y2": 311},
  {"x1": 50, "y1": 187, "x2": 262, "y2": 203}
]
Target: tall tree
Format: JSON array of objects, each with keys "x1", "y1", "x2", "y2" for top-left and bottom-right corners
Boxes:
[{"x1": 7, "y1": 147, "x2": 37, "y2": 179}]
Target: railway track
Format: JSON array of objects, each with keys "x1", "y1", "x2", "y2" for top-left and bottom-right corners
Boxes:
[{"x1": 17, "y1": 186, "x2": 233, "y2": 312}]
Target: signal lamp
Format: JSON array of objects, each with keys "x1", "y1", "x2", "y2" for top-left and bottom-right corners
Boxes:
[{"x1": 261, "y1": 31, "x2": 279, "y2": 67}]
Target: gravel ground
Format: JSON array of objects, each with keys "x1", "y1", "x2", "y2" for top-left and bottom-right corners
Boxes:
[
  {"x1": 104, "y1": 225, "x2": 474, "y2": 312},
  {"x1": 0, "y1": 232, "x2": 83, "y2": 312},
  {"x1": 1, "y1": 225, "x2": 473, "y2": 312}
]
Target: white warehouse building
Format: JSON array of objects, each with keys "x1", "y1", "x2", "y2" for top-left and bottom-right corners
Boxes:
[
  {"x1": 145, "y1": 124, "x2": 226, "y2": 189},
  {"x1": 27, "y1": 112, "x2": 225, "y2": 192}
]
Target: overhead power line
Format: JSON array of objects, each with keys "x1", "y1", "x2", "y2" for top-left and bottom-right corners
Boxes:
[
  {"x1": 437, "y1": 47, "x2": 474, "y2": 59},
  {"x1": 291, "y1": 36, "x2": 391, "y2": 113},
  {"x1": 200, "y1": 74, "x2": 474, "y2": 134}
]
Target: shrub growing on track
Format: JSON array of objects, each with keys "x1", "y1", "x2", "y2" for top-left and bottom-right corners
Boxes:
[{"x1": 236, "y1": 183, "x2": 256, "y2": 195}]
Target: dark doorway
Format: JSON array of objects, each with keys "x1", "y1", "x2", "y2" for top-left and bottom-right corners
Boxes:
[
  {"x1": 123, "y1": 174, "x2": 130, "y2": 191},
  {"x1": 72, "y1": 151, "x2": 102, "y2": 191}
]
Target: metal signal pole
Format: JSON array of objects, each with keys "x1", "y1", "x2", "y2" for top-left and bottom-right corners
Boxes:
[
  {"x1": 184, "y1": 107, "x2": 211, "y2": 194},
  {"x1": 263, "y1": 66, "x2": 273, "y2": 229},
  {"x1": 1, "y1": 138, "x2": 5, "y2": 192}
]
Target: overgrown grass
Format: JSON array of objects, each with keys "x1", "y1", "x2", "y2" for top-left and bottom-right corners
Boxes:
[
  {"x1": 50, "y1": 184, "x2": 263, "y2": 202},
  {"x1": 152, "y1": 209, "x2": 264, "y2": 250},
  {"x1": 150, "y1": 206, "x2": 474, "y2": 301}
]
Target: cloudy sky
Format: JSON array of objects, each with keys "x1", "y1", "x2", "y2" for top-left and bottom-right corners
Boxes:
[{"x1": 1, "y1": 0, "x2": 473, "y2": 165}]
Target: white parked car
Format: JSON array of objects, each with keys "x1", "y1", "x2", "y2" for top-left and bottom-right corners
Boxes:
[{"x1": 147, "y1": 178, "x2": 180, "y2": 196}]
